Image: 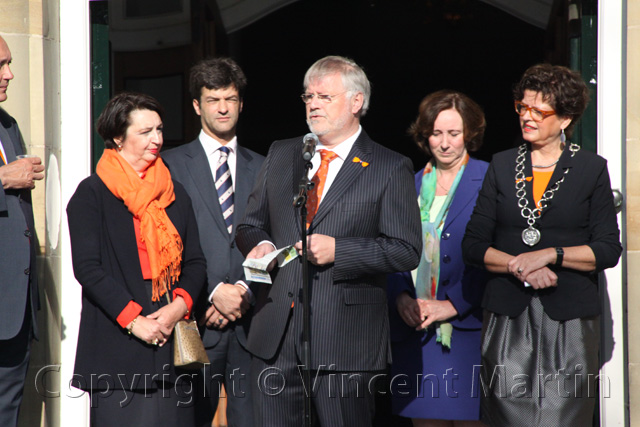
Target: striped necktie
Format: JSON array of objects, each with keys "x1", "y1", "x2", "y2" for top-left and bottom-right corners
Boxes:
[
  {"x1": 0, "y1": 139, "x2": 6, "y2": 165},
  {"x1": 215, "y1": 146, "x2": 234, "y2": 234}
]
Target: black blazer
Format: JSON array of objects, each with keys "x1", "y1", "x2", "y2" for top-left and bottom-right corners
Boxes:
[
  {"x1": 236, "y1": 130, "x2": 422, "y2": 371},
  {"x1": 67, "y1": 174, "x2": 206, "y2": 390},
  {"x1": 462, "y1": 143, "x2": 622, "y2": 320}
]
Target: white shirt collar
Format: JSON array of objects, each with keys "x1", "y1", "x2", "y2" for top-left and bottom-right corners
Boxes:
[
  {"x1": 316, "y1": 125, "x2": 362, "y2": 159},
  {"x1": 199, "y1": 129, "x2": 238, "y2": 156}
]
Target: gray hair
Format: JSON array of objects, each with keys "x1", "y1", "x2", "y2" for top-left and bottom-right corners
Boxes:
[{"x1": 303, "y1": 55, "x2": 371, "y2": 116}]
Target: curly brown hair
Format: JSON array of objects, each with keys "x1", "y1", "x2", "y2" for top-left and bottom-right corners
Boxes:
[
  {"x1": 409, "y1": 90, "x2": 486, "y2": 157},
  {"x1": 513, "y1": 64, "x2": 589, "y2": 137}
]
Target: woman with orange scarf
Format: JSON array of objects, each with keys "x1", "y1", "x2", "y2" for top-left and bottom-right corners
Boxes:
[{"x1": 67, "y1": 92, "x2": 206, "y2": 425}]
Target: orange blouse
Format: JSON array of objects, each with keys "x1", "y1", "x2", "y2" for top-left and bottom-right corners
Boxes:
[{"x1": 532, "y1": 170, "x2": 553, "y2": 208}]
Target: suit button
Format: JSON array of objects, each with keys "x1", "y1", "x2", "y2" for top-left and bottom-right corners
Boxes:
[
  {"x1": 443, "y1": 255, "x2": 451, "y2": 264},
  {"x1": 24, "y1": 268, "x2": 30, "y2": 275},
  {"x1": 230, "y1": 241, "x2": 235, "y2": 248},
  {"x1": 442, "y1": 280, "x2": 450, "y2": 286},
  {"x1": 288, "y1": 292, "x2": 294, "y2": 298},
  {"x1": 442, "y1": 232, "x2": 450, "y2": 240},
  {"x1": 24, "y1": 229, "x2": 32, "y2": 237},
  {"x1": 225, "y1": 276, "x2": 230, "y2": 282}
]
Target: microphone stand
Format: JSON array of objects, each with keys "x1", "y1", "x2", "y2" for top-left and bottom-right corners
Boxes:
[{"x1": 292, "y1": 159, "x2": 314, "y2": 427}]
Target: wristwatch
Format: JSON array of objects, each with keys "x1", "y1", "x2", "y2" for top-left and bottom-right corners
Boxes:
[{"x1": 555, "y1": 247, "x2": 564, "y2": 266}]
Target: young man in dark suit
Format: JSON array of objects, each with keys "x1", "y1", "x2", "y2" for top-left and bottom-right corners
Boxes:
[
  {"x1": 0, "y1": 35, "x2": 45, "y2": 427},
  {"x1": 162, "y1": 57, "x2": 264, "y2": 427},
  {"x1": 236, "y1": 55, "x2": 422, "y2": 426}
]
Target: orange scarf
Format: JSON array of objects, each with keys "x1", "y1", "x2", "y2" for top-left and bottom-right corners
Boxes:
[{"x1": 96, "y1": 149, "x2": 183, "y2": 301}]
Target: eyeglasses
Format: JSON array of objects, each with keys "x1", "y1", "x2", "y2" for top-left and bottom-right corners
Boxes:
[
  {"x1": 300, "y1": 92, "x2": 347, "y2": 104},
  {"x1": 514, "y1": 101, "x2": 556, "y2": 123}
]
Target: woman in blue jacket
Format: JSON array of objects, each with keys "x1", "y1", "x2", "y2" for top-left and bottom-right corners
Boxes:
[{"x1": 388, "y1": 90, "x2": 488, "y2": 425}]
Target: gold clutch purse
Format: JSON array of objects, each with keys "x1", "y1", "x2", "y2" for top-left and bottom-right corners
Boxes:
[
  {"x1": 173, "y1": 318, "x2": 210, "y2": 370},
  {"x1": 166, "y1": 293, "x2": 209, "y2": 370}
]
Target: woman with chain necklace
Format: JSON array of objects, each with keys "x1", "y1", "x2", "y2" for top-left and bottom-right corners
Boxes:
[
  {"x1": 388, "y1": 90, "x2": 488, "y2": 426},
  {"x1": 462, "y1": 64, "x2": 622, "y2": 426}
]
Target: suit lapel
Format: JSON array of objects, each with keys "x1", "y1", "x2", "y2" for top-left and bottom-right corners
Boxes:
[
  {"x1": 537, "y1": 145, "x2": 573, "y2": 225},
  {"x1": 292, "y1": 140, "x2": 308, "y2": 235},
  {"x1": 310, "y1": 132, "x2": 372, "y2": 229},
  {"x1": 548, "y1": 145, "x2": 573, "y2": 190},
  {"x1": 520, "y1": 145, "x2": 537, "y2": 210},
  {"x1": 185, "y1": 139, "x2": 229, "y2": 239},
  {"x1": 183, "y1": 140, "x2": 230, "y2": 239},
  {"x1": 443, "y1": 159, "x2": 482, "y2": 230}
]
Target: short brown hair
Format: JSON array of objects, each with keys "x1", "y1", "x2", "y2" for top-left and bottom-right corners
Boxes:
[
  {"x1": 409, "y1": 90, "x2": 486, "y2": 157},
  {"x1": 513, "y1": 64, "x2": 589, "y2": 137},
  {"x1": 96, "y1": 92, "x2": 164, "y2": 149},
  {"x1": 189, "y1": 57, "x2": 247, "y2": 101}
]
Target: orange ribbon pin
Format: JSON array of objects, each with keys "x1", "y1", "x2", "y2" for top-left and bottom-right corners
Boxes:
[{"x1": 352, "y1": 157, "x2": 369, "y2": 167}]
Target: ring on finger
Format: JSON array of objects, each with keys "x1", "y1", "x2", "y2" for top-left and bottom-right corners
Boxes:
[
  {"x1": 517, "y1": 268, "x2": 523, "y2": 274},
  {"x1": 152, "y1": 338, "x2": 159, "y2": 345},
  {"x1": 218, "y1": 318, "x2": 224, "y2": 325}
]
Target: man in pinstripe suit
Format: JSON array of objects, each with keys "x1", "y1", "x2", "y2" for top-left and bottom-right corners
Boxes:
[{"x1": 236, "y1": 56, "x2": 421, "y2": 426}]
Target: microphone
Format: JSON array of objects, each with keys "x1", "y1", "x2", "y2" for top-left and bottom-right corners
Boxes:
[{"x1": 302, "y1": 133, "x2": 318, "y2": 161}]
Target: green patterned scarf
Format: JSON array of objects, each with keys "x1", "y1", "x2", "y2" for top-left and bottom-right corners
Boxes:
[{"x1": 415, "y1": 154, "x2": 468, "y2": 348}]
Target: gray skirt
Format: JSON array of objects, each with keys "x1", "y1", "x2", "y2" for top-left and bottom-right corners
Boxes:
[{"x1": 480, "y1": 296, "x2": 600, "y2": 426}]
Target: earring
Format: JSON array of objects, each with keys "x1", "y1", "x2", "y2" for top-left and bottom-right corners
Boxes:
[
  {"x1": 117, "y1": 144, "x2": 123, "y2": 150},
  {"x1": 560, "y1": 129, "x2": 566, "y2": 144}
]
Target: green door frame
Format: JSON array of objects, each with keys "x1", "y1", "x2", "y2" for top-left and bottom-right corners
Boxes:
[
  {"x1": 569, "y1": 0, "x2": 597, "y2": 153},
  {"x1": 90, "y1": 0, "x2": 110, "y2": 172}
]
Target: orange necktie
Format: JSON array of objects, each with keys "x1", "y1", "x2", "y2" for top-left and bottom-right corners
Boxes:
[{"x1": 306, "y1": 149, "x2": 338, "y2": 228}]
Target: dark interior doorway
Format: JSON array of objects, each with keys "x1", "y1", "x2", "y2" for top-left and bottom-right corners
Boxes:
[
  {"x1": 225, "y1": 0, "x2": 547, "y2": 169},
  {"x1": 91, "y1": 0, "x2": 575, "y2": 171}
]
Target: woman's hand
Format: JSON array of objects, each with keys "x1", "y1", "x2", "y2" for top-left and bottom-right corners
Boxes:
[
  {"x1": 416, "y1": 299, "x2": 458, "y2": 330},
  {"x1": 508, "y1": 248, "x2": 556, "y2": 280},
  {"x1": 523, "y1": 266, "x2": 558, "y2": 289},
  {"x1": 146, "y1": 296, "x2": 188, "y2": 342},
  {"x1": 396, "y1": 292, "x2": 423, "y2": 328},
  {"x1": 128, "y1": 316, "x2": 169, "y2": 346}
]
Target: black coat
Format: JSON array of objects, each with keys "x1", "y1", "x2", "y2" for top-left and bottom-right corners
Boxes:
[
  {"x1": 462, "y1": 143, "x2": 622, "y2": 321},
  {"x1": 67, "y1": 174, "x2": 206, "y2": 390}
]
